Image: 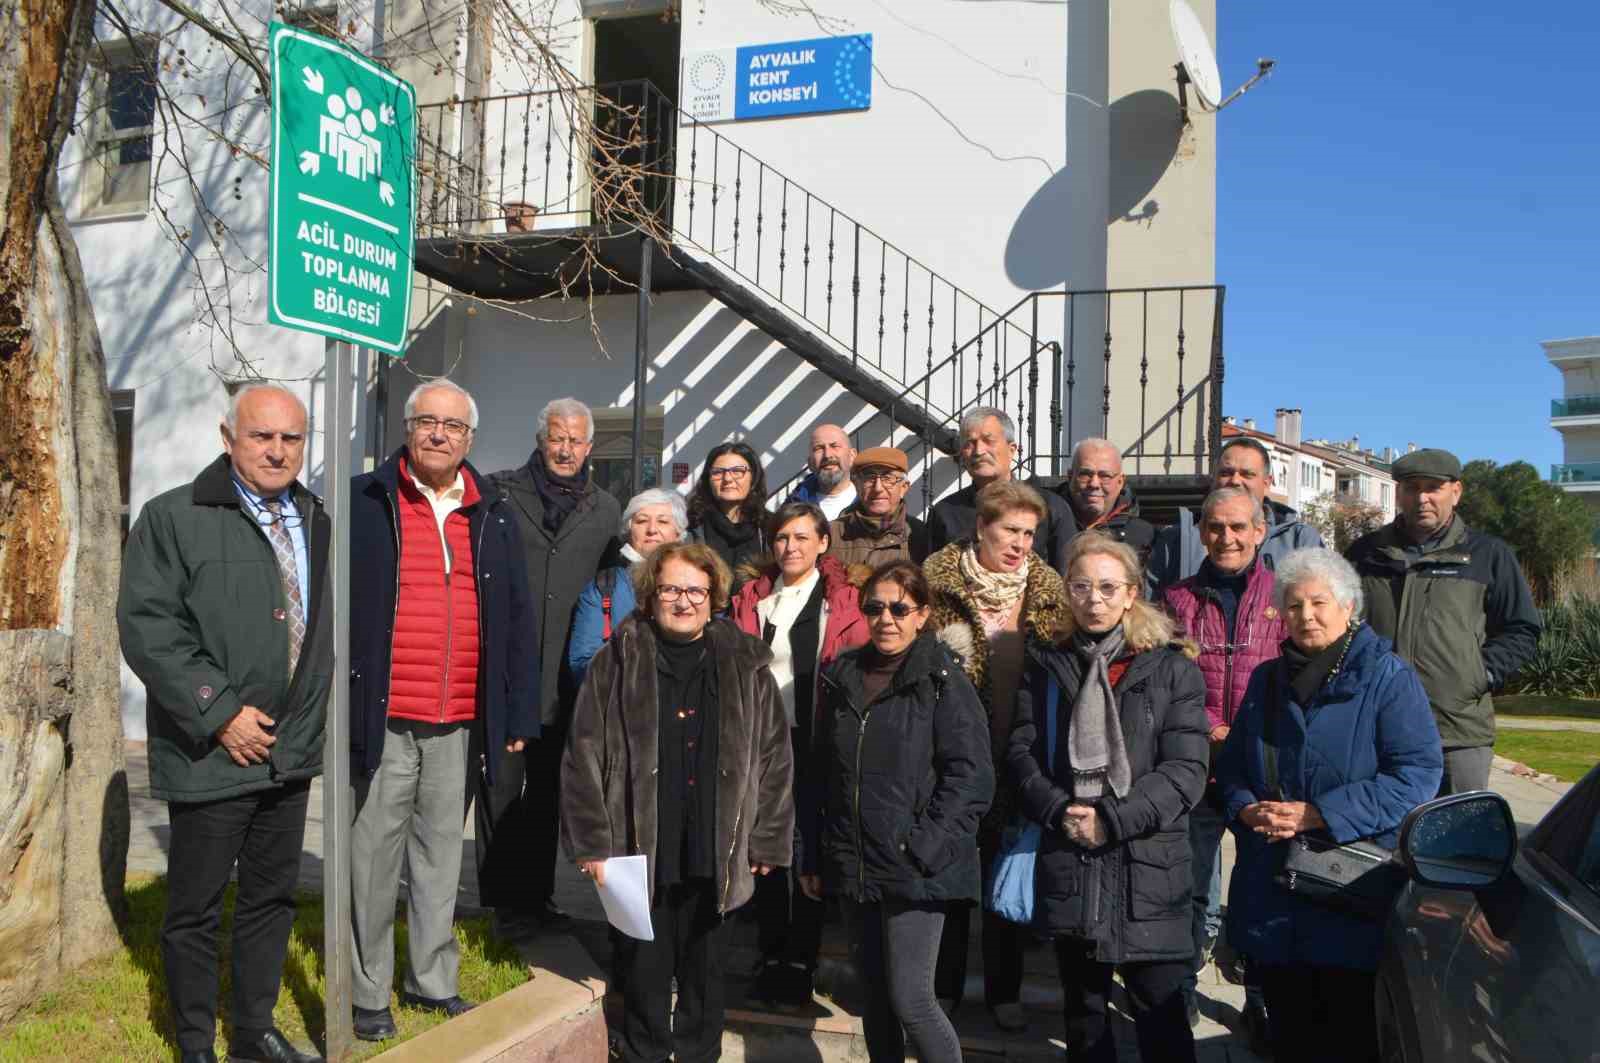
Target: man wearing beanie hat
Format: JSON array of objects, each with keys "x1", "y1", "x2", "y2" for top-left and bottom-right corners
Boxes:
[
  {"x1": 1346, "y1": 448, "x2": 1541, "y2": 794},
  {"x1": 826, "y1": 446, "x2": 929, "y2": 567}
]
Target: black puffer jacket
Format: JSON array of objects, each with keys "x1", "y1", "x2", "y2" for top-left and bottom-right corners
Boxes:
[
  {"x1": 1009, "y1": 640, "x2": 1208, "y2": 964},
  {"x1": 807, "y1": 633, "x2": 995, "y2": 903}
]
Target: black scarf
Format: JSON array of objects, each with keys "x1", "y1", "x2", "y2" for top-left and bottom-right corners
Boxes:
[
  {"x1": 527, "y1": 450, "x2": 589, "y2": 535},
  {"x1": 703, "y1": 503, "x2": 758, "y2": 548},
  {"x1": 1280, "y1": 623, "x2": 1359, "y2": 707}
]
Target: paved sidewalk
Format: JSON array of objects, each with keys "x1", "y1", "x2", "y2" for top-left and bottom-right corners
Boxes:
[{"x1": 1495, "y1": 715, "x2": 1600, "y2": 733}]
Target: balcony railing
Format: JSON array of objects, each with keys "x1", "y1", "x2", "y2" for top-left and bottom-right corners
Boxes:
[
  {"x1": 1552, "y1": 396, "x2": 1600, "y2": 418},
  {"x1": 1552, "y1": 462, "x2": 1600, "y2": 484}
]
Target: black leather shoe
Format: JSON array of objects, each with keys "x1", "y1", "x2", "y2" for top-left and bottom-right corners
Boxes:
[
  {"x1": 353, "y1": 1005, "x2": 398, "y2": 1042},
  {"x1": 535, "y1": 899, "x2": 571, "y2": 928},
  {"x1": 399, "y1": 991, "x2": 476, "y2": 1018},
  {"x1": 180, "y1": 1050, "x2": 218, "y2": 1063},
  {"x1": 227, "y1": 1027, "x2": 322, "y2": 1063}
]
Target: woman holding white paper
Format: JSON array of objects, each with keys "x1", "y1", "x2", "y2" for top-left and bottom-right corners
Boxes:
[{"x1": 561, "y1": 541, "x2": 793, "y2": 1063}]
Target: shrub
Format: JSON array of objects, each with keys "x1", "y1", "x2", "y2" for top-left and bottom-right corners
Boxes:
[{"x1": 1504, "y1": 595, "x2": 1600, "y2": 698}]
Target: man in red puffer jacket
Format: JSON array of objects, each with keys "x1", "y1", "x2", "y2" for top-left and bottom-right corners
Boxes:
[
  {"x1": 347, "y1": 380, "x2": 538, "y2": 1041},
  {"x1": 1158, "y1": 486, "x2": 1287, "y2": 1049}
]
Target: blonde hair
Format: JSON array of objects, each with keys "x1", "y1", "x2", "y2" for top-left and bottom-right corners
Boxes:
[
  {"x1": 1055, "y1": 531, "x2": 1175, "y2": 652},
  {"x1": 632, "y1": 542, "x2": 734, "y2": 616},
  {"x1": 975, "y1": 480, "x2": 1047, "y2": 527}
]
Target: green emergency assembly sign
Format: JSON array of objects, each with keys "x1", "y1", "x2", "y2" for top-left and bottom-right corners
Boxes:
[{"x1": 268, "y1": 23, "x2": 415, "y2": 354}]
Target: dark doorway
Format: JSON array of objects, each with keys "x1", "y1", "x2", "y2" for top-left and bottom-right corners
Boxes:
[{"x1": 592, "y1": 12, "x2": 680, "y2": 227}]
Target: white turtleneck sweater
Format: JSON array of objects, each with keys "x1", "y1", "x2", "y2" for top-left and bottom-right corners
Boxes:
[{"x1": 756, "y1": 566, "x2": 824, "y2": 726}]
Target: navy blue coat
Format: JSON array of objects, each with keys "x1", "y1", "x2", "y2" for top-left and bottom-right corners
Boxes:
[
  {"x1": 1215, "y1": 623, "x2": 1442, "y2": 971},
  {"x1": 349, "y1": 449, "x2": 540, "y2": 783}
]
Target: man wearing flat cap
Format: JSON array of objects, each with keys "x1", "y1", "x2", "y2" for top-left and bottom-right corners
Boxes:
[
  {"x1": 1346, "y1": 448, "x2": 1541, "y2": 794},
  {"x1": 825, "y1": 446, "x2": 930, "y2": 567}
]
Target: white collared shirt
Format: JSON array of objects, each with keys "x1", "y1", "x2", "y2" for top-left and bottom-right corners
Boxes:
[
  {"x1": 409, "y1": 468, "x2": 466, "y2": 573},
  {"x1": 757, "y1": 566, "x2": 824, "y2": 726}
]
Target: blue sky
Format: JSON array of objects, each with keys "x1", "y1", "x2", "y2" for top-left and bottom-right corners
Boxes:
[{"x1": 1217, "y1": 2, "x2": 1599, "y2": 471}]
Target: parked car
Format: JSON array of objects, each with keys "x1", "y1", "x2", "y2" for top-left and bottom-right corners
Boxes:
[{"x1": 1378, "y1": 766, "x2": 1600, "y2": 1063}]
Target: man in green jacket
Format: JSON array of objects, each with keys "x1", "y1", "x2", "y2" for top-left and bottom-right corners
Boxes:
[
  {"x1": 1346, "y1": 448, "x2": 1541, "y2": 795},
  {"x1": 119, "y1": 384, "x2": 331, "y2": 1063}
]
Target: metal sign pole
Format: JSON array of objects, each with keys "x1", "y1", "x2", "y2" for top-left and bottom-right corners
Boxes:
[
  {"x1": 322, "y1": 337, "x2": 354, "y2": 1059},
  {"x1": 630, "y1": 236, "x2": 653, "y2": 495}
]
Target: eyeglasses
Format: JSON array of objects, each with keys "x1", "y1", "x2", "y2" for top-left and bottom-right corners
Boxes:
[
  {"x1": 708, "y1": 465, "x2": 751, "y2": 480},
  {"x1": 855, "y1": 471, "x2": 905, "y2": 487},
  {"x1": 1072, "y1": 470, "x2": 1121, "y2": 484},
  {"x1": 409, "y1": 415, "x2": 472, "y2": 440},
  {"x1": 862, "y1": 599, "x2": 920, "y2": 619},
  {"x1": 1066, "y1": 580, "x2": 1132, "y2": 601},
  {"x1": 657, "y1": 584, "x2": 710, "y2": 605}
]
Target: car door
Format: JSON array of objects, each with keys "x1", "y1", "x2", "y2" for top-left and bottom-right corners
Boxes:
[{"x1": 1437, "y1": 768, "x2": 1600, "y2": 1063}]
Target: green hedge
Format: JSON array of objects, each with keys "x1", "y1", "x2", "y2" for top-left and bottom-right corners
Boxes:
[{"x1": 1504, "y1": 596, "x2": 1600, "y2": 699}]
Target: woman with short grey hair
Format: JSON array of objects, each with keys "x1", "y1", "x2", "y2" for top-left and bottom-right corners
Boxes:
[
  {"x1": 1215, "y1": 548, "x2": 1441, "y2": 1062},
  {"x1": 1272, "y1": 548, "x2": 1364, "y2": 620},
  {"x1": 567, "y1": 487, "x2": 689, "y2": 684}
]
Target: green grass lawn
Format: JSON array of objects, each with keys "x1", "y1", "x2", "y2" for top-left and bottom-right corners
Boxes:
[
  {"x1": 0, "y1": 874, "x2": 528, "y2": 1063},
  {"x1": 1494, "y1": 694, "x2": 1600, "y2": 721},
  {"x1": 1494, "y1": 730, "x2": 1600, "y2": 783}
]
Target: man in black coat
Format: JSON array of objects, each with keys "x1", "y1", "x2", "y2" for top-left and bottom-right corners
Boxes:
[
  {"x1": 346, "y1": 381, "x2": 539, "y2": 1038},
  {"x1": 925, "y1": 406, "x2": 1075, "y2": 574},
  {"x1": 119, "y1": 384, "x2": 329, "y2": 1063},
  {"x1": 488, "y1": 397, "x2": 623, "y2": 935},
  {"x1": 1057, "y1": 437, "x2": 1157, "y2": 563}
]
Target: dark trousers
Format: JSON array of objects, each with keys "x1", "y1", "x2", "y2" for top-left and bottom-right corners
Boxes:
[
  {"x1": 851, "y1": 899, "x2": 962, "y2": 1063},
  {"x1": 474, "y1": 720, "x2": 565, "y2": 911},
  {"x1": 1258, "y1": 964, "x2": 1378, "y2": 1063},
  {"x1": 1054, "y1": 941, "x2": 1195, "y2": 1063},
  {"x1": 163, "y1": 781, "x2": 310, "y2": 1051},
  {"x1": 612, "y1": 878, "x2": 727, "y2": 1063},
  {"x1": 933, "y1": 832, "x2": 1023, "y2": 1007},
  {"x1": 754, "y1": 866, "x2": 825, "y2": 969}
]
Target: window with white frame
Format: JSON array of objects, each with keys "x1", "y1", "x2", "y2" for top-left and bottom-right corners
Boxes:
[{"x1": 80, "y1": 37, "x2": 155, "y2": 216}]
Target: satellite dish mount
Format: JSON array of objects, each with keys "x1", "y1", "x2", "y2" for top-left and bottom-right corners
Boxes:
[{"x1": 1169, "y1": 0, "x2": 1275, "y2": 125}]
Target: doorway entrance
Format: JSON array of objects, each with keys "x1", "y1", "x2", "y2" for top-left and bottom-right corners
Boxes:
[{"x1": 591, "y1": 11, "x2": 680, "y2": 227}]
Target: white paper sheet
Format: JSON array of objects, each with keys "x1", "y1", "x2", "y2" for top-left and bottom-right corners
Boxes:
[{"x1": 593, "y1": 854, "x2": 654, "y2": 941}]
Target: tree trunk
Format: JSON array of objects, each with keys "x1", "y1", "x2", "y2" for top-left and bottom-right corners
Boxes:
[{"x1": 0, "y1": 0, "x2": 130, "y2": 1023}]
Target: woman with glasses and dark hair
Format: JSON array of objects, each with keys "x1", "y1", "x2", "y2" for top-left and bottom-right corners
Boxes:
[
  {"x1": 1009, "y1": 531, "x2": 1208, "y2": 1063},
  {"x1": 923, "y1": 480, "x2": 1068, "y2": 1030},
  {"x1": 804, "y1": 559, "x2": 993, "y2": 1063},
  {"x1": 688, "y1": 441, "x2": 770, "y2": 578},
  {"x1": 561, "y1": 541, "x2": 794, "y2": 1063},
  {"x1": 729, "y1": 501, "x2": 869, "y2": 1007}
]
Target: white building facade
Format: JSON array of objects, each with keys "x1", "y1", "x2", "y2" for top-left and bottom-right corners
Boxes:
[
  {"x1": 1544, "y1": 335, "x2": 1600, "y2": 546},
  {"x1": 63, "y1": 0, "x2": 1220, "y2": 734}
]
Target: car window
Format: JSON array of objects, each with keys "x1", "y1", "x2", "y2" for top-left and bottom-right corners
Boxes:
[
  {"x1": 1526, "y1": 765, "x2": 1600, "y2": 898},
  {"x1": 1576, "y1": 814, "x2": 1600, "y2": 897}
]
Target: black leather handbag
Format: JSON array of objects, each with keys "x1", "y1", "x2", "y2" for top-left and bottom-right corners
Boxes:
[{"x1": 1262, "y1": 672, "x2": 1405, "y2": 921}]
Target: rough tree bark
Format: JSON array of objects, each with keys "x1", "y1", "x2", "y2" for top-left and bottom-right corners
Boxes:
[{"x1": 0, "y1": 0, "x2": 130, "y2": 1023}]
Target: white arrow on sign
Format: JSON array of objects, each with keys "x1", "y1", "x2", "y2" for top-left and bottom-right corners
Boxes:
[
  {"x1": 299, "y1": 150, "x2": 320, "y2": 176},
  {"x1": 379, "y1": 103, "x2": 396, "y2": 126},
  {"x1": 302, "y1": 66, "x2": 324, "y2": 94},
  {"x1": 378, "y1": 180, "x2": 395, "y2": 206}
]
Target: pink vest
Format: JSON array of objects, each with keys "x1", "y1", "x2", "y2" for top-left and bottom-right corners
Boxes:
[{"x1": 1159, "y1": 562, "x2": 1288, "y2": 730}]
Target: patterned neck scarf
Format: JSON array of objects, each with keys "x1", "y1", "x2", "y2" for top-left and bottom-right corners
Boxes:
[{"x1": 959, "y1": 541, "x2": 1031, "y2": 614}]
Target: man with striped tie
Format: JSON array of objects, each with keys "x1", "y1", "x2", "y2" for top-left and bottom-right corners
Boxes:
[{"x1": 119, "y1": 383, "x2": 331, "y2": 1063}]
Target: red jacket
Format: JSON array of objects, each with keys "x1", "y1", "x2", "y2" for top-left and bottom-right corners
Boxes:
[
  {"x1": 387, "y1": 460, "x2": 481, "y2": 723},
  {"x1": 730, "y1": 554, "x2": 868, "y2": 689},
  {"x1": 1158, "y1": 560, "x2": 1287, "y2": 732}
]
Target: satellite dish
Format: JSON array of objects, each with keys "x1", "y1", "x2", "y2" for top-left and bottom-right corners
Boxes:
[{"x1": 1169, "y1": 0, "x2": 1222, "y2": 109}]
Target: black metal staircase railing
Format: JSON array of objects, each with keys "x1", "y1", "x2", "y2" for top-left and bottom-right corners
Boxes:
[
  {"x1": 414, "y1": 82, "x2": 1225, "y2": 518},
  {"x1": 415, "y1": 80, "x2": 1050, "y2": 439}
]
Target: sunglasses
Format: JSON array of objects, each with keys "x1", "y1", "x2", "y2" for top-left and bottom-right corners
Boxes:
[{"x1": 862, "y1": 599, "x2": 921, "y2": 619}]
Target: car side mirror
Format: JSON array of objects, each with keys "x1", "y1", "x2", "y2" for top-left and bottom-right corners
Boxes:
[{"x1": 1398, "y1": 791, "x2": 1517, "y2": 890}]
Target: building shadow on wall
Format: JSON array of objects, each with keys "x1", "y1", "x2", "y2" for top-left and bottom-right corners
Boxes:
[{"x1": 1003, "y1": 89, "x2": 1184, "y2": 290}]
